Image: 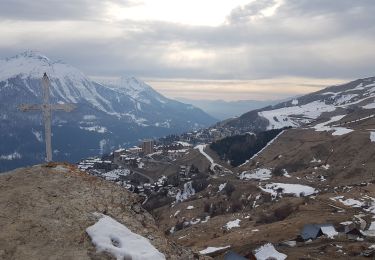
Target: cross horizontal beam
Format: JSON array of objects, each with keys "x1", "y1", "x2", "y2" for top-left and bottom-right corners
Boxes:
[{"x1": 19, "y1": 103, "x2": 76, "y2": 112}]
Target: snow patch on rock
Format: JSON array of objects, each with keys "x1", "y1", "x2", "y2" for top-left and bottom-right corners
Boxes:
[
  {"x1": 86, "y1": 213, "x2": 165, "y2": 260},
  {"x1": 254, "y1": 243, "x2": 287, "y2": 260},
  {"x1": 199, "y1": 246, "x2": 230, "y2": 255},
  {"x1": 260, "y1": 183, "x2": 316, "y2": 197},
  {"x1": 225, "y1": 219, "x2": 241, "y2": 230}
]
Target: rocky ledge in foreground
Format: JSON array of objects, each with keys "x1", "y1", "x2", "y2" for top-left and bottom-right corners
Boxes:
[{"x1": 0, "y1": 163, "x2": 201, "y2": 260}]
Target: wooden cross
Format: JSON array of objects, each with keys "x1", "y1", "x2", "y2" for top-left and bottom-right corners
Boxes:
[{"x1": 19, "y1": 73, "x2": 76, "y2": 162}]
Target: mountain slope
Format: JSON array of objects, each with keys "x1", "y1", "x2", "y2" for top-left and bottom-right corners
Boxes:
[
  {"x1": 0, "y1": 51, "x2": 216, "y2": 172},
  {"x1": 223, "y1": 77, "x2": 375, "y2": 132},
  {"x1": 140, "y1": 78, "x2": 375, "y2": 259}
]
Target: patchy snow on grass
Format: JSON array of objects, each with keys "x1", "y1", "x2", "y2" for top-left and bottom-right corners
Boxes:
[
  {"x1": 138, "y1": 162, "x2": 144, "y2": 169},
  {"x1": 313, "y1": 115, "x2": 342, "y2": 130},
  {"x1": 102, "y1": 171, "x2": 120, "y2": 181},
  {"x1": 254, "y1": 243, "x2": 287, "y2": 260},
  {"x1": 186, "y1": 205, "x2": 194, "y2": 210},
  {"x1": 334, "y1": 94, "x2": 359, "y2": 105},
  {"x1": 331, "y1": 196, "x2": 364, "y2": 208},
  {"x1": 321, "y1": 91, "x2": 339, "y2": 97},
  {"x1": 320, "y1": 225, "x2": 338, "y2": 238},
  {"x1": 0, "y1": 152, "x2": 21, "y2": 160},
  {"x1": 106, "y1": 169, "x2": 129, "y2": 181},
  {"x1": 336, "y1": 95, "x2": 375, "y2": 108},
  {"x1": 362, "y1": 221, "x2": 375, "y2": 237},
  {"x1": 218, "y1": 183, "x2": 227, "y2": 192},
  {"x1": 86, "y1": 213, "x2": 165, "y2": 260},
  {"x1": 260, "y1": 183, "x2": 316, "y2": 197},
  {"x1": 331, "y1": 127, "x2": 354, "y2": 136},
  {"x1": 340, "y1": 221, "x2": 353, "y2": 225},
  {"x1": 283, "y1": 240, "x2": 297, "y2": 247},
  {"x1": 240, "y1": 168, "x2": 272, "y2": 181},
  {"x1": 334, "y1": 114, "x2": 375, "y2": 127},
  {"x1": 282, "y1": 169, "x2": 291, "y2": 178},
  {"x1": 201, "y1": 216, "x2": 210, "y2": 223},
  {"x1": 370, "y1": 132, "x2": 375, "y2": 142},
  {"x1": 189, "y1": 218, "x2": 201, "y2": 225},
  {"x1": 169, "y1": 226, "x2": 175, "y2": 234},
  {"x1": 313, "y1": 115, "x2": 353, "y2": 136},
  {"x1": 311, "y1": 157, "x2": 322, "y2": 163},
  {"x1": 83, "y1": 115, "x2": 96, "y2": 120},
  {"x1": 80, "y1": 125, "x2": 107, "y2": 133},
  {"x1": 259, "y1": 100, "x2": 336, "y2": 130},
  {"x1": 176, "y1": 181, "x2": 195, "y2": 202},
  {"x1": 176, "y1": 141, "x2": 192, "y2": 147},
  {"x1": 225, "y1": 219, "x2": 241, "y2": 230},
  {"x1": 103, "y1": 169, "x2": 130, "y2": 181},
  {"x1": 363, "y1": 103, "x2": 375, "y2": 109},
  {"x1": 199, "y1": 246, "x2": 231, "y2": 255}
]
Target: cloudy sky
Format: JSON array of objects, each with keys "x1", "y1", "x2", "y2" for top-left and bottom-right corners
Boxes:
[{"x1": 0, "y1": 0, "x2": 374, "y2": 100}]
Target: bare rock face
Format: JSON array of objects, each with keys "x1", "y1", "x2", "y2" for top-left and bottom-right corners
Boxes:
[{"x1": 0, "y1": 163, "x2": 198, "y2": 260}]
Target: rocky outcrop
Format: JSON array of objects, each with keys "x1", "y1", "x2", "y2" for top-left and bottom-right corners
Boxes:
[{"x1": 0, "y1": 163, "x2": 199, "y2": 259}]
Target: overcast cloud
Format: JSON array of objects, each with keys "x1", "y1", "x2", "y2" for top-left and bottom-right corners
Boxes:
[
  {"x1": 0, "y1": 0, "x2": 137, "y2": 21},
  {"x1": 0, "y1": 0, "x2": 374, "y2": 100}
]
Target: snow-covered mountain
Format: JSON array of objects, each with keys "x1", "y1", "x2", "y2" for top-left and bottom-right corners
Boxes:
[
  {"x1": 223, "y1": 76, "x2": 375, "y2": 131},
  {"x1": 0, "y1": 51, "x2": 216, "y2": 172}
]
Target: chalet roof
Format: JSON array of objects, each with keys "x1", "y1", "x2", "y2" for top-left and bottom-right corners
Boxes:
[
  {"x1": 300, "y1": 224, "x2": 324, "y2": 240},
  {"x1": 300, "y1": 223, "x2": 337, "y2": 240}
]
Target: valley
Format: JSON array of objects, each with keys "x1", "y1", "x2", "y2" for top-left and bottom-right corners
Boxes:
[{"x1": 75, "y1": 76, "x2": 375, "y2": 259}]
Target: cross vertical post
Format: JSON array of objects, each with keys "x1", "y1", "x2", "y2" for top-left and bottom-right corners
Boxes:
[
  {"x1": 42, "y1": 73, "x2": 52, "y2": 162},
  {"x1": 19, "y1": 73, "x2": 76, "y2": 162}
]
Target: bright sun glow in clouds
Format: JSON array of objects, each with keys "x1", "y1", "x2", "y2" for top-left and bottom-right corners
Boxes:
[
  {"x1": 1, "y1": 0, "x2": 370, "y2": 101},
  {"x1": 109, "y1": 0, "x2": 257, "y2": 26}
]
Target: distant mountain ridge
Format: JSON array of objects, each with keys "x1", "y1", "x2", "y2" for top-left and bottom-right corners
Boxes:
[
  {"x1": 0, "y1": 51, "x2": 216, "y2": 172},
  {"x1": 223, "y1": 76, "x2": 375, "y2": 132},
  {"x1": 176, "y1": 98, "x2": 285, "y2": 120}
]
